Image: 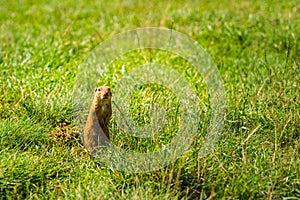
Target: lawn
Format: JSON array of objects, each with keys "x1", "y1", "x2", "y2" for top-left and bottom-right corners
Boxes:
[{"x1": 0, "y1": 0, "x2": 299, "y2": 199}]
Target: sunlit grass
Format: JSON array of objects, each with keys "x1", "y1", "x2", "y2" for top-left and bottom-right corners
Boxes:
[{"x1": 0, "y1": 0, "x2": 299, "y2": 199}]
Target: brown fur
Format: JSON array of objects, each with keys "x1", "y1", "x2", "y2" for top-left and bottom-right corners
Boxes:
[{"x1": 83, "y1": 86, "x2": 112, "y2": 152}]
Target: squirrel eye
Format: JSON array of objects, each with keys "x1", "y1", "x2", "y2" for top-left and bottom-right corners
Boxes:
[{"x1": 95, "y1": 88, "x2": 101, "y2": 92}]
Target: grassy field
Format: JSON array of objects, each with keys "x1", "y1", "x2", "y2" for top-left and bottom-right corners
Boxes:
[{"x1": 0, "y1": 0, "x2": 299, "y2": 199}]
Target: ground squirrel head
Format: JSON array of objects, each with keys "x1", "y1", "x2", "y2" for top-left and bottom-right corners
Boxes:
[{"x1": 94, "y1": 86, "x2": 112, "y2": 103}]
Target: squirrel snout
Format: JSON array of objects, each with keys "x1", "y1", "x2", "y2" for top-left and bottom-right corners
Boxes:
[{"x1": 102, "y1": 93, "x2": 110, "y2": 99}]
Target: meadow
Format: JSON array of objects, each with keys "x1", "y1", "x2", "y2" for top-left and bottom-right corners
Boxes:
[{"x1": 0, "y1": 0, "x2": 299, "y2": 199}]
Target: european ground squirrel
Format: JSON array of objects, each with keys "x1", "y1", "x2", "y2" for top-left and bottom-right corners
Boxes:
[{"x1": 83, "y1": 86, "x2": 112, "y2": 152}]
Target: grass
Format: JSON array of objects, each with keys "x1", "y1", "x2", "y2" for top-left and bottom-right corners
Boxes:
[{"x1": 0, "y1": 0, "x2": 299, "y2": 199}]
